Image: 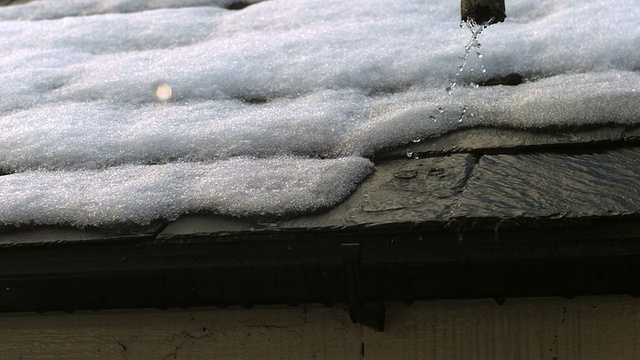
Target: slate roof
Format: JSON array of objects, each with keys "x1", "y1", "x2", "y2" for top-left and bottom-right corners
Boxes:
[
  {"x1": 2, "y1": 126, "x2": 640, "y2": 330},
  {"x1": 2, "y1": 0, "x2": 640, "y2": 332}
]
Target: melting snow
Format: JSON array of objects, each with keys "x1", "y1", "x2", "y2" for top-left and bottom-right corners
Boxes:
[{"x1": 0, "y1": 0, "x2": 638, "y2": 226}]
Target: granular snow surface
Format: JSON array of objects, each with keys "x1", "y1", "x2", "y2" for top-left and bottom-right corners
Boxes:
[{"x1": 1, "y1": 0, "x2": 638, "y2": 227}]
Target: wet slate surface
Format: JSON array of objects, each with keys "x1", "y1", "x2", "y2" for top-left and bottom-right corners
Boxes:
[
  {"x1": 157, "y1": 155, "x2": 473, "y2": 238},
  {"x1": 0, "y1": 222, "x2": 164, "y2": 246},
  {"x1": 380, "y1": 126, "x2": 640, "y2": 160},
  {"x1": 158, "y1": 143, "x2": 640, "y2": 237},
  {"x1": 453, "y1": 148, "x2": 640, "y2": 219}
]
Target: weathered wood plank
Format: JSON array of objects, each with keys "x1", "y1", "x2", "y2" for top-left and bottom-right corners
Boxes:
[{"x1": 1, "y1": 297, "x2": 640, "y2": 360}]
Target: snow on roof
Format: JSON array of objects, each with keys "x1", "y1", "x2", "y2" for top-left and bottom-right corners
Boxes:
[{"x1": 0, "y1": 0, "x2": 638, "y2": 227}]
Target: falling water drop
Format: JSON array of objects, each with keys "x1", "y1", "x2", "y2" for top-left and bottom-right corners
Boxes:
[
  {"x1": 446, "y1": 84, "x2": 455, "y2": 94},
  {"x1": 447, "y1": 18, "x2": 491, "y2": 94},
  {"x1": 476, "y1": 51, "x2": 487, "y2": 74},
  {"x1": 458, "y1": 106, "x2": 467, "y2": 122},
  {"x1": 406, "y1": 149, "x2": 414, "y2": 159}
]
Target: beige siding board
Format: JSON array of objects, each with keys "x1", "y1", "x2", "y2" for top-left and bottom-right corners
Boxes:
[{"x1": 1, "y1": 296, "x2": 639, "y2": 359}]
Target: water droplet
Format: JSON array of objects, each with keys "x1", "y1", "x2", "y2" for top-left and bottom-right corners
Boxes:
[
  {"x1": 406, "y1": 149, "x2": 414, "y2": 158},
  {"x1": 429, "y1": 115, "x2": 437, "y2": 122},
  {"x1": 458, "y1": 107, "x2": 467, "y2": 122},
  {"x1": 446, "y1": 81, "x2": 457, "y2": 94},
  {"x1": 438, "y1": 107, "x2": 444, "y2": 113},
  {"x1": 395, "y1": 170, "x2": 418, "y2": 179},
  {"x1": 411, "y1": 139, "x2": 421, "y2": 143}
]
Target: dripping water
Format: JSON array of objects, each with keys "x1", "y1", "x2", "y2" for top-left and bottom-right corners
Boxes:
[
  {"x1": 437, "y1": 18, "x2": 492, "y2": 128},
  {"x1": 458, "y1": 106, "x2": 467, "y2": 122},
  {"x1": 406, "y1": 149, "x2": 414, "y2": 159},
  {"x1": 446, "y1": 18, "x2": 491, "y2": 95},
  {"x1": 426, "y1": 19, "x2": 491, "y2": 141}
]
